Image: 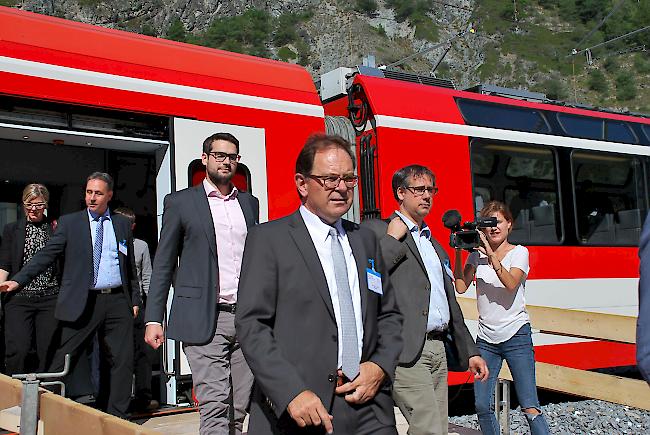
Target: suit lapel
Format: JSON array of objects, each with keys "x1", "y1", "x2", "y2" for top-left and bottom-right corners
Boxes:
[
  {"x1": 288, "y1": 211, "x2": 336, "y2": 321},
  {"x1": 192, "y1": 185, "x2": 218, "y2": 259},
  {"x1": 390, "y1": 212, "x2": 428, "y2": 275},
  {"x1": 237, "y1": 193, "x2": 256, "y2": 228},
  {"x1": 80, "y1": 210, "x2": 93, "y2": 269},
  {"x1": 345, "y1": 221, "x2": 369, "y2": 326},
  {"x1": 111, "y1": 215, "x2": 125, "y2": 277}
]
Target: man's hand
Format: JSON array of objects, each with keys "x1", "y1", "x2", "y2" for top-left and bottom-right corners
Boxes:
[
  {"x1": 387, "y1": 217, "x2": 408, "y2": 241},
  {"x1": 145, "y1": 324, "x2": 164, "y2": 349},
  {"x1": 335, "y1": 361, "x2": 386, "y2": 404},
  {"x1": 469, "y1": 355, "x2": 489, "y2": 382},
  {"x1": 0, "y1": 281, "x2": 19, "y2": 293},
  {"x1": 287, "y1": 390, "x2": 333, "y2": 434},
  {"x1": 133, "y1": 306, "x2": 140, "y2": 318}
]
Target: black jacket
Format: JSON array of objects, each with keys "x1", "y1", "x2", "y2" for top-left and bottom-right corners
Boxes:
[{"x1": 11, "y1": 210, "x2": 141, "y2": 322}]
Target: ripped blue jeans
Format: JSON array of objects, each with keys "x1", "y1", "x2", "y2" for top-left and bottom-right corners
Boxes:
[{"x1": 473, "y1": 323, "x2": 551, "y2": 435}]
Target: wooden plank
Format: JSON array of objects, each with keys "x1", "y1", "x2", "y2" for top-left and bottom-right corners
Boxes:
[
  {"x1": 498, "y1": 361, "x2": 650, "y2": 411},
  {"x1": 456, "y1": 296, "x2": 636, "y2": 343},
  {"x1": 40, "y1": 393, "x2": 159, "y2": 435},
  {"x1": 0, "y1": 375, "x2": 23, "y2": 410}
]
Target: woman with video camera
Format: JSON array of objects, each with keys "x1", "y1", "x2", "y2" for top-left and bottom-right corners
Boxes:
[{"x1": 454, "y1": 200, "x2": 550, "y2": 435}]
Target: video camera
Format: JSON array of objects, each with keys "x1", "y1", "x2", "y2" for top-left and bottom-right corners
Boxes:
[{"x1": 442, "y1": 209, "x2": 497, "y2": 251}]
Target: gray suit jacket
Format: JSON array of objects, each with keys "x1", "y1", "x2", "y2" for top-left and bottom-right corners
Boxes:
[
  {"x1": 145, "y1": 184, "x2": 259, "y2": 344},
  {"x1": 363, "y1": 214, "x2": 478, "y2": 369},
  {"x1": 236, "y1": 210, "x2": 403, "y2": 434}
]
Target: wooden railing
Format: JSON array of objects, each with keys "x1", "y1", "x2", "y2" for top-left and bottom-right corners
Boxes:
[{"x1": 457, "y1": 297, "x2": 650, "y2": 411}]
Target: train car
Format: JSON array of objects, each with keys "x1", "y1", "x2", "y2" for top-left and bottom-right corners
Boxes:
[
  {"x1": 321, "y1": 66, "x2": 649, "y2": 384},
  {"x1": 0, "y1": 6, "x2": 325, "y2": 405}
]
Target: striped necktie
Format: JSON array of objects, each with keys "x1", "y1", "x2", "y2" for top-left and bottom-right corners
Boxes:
[
  {"x1": 93, "y1": 216, "x2": 107, "y2": 286},
  {"x1": 329, "y1": 227, "x2": 360, "y2": 380}
]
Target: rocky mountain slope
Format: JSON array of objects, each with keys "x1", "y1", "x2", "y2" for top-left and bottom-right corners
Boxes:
[{"x1": 5, "y1": 0, "x2": 649, "y2": 113}]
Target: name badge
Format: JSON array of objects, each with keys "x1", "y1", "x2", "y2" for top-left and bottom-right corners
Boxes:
[
  {"x1": 119, "y1": 240, "x2": 128, "y2": 256},
  {"x1": 366, "y1": 259, "x2": 382, "y2": 295}
]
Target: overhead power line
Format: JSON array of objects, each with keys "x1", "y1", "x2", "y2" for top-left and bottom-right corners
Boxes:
[
  {"x1": 572, "y1": 0, "x2": 628, "y2": 54},
  {"x1": 571, "y1": 25, "x2": 650, "y2": 57}
]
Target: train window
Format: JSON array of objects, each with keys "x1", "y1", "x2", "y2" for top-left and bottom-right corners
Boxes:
[
  {"x1": 557, "y1": 113, "x2": 604, "y2": 140},
  {"x1": 643, "y1": 125, "x2": 650, "y2": 142},
  {"x1": 471, "y1": 141, "x2": 562, "y2": 245},
  {"x1": 571, "y1": 151, "x2": 645, "y2": 246},
  {"x1": 458, "y1": 99, "x2": 551, "y2": 134},
  {"x1": 188, "y1": 159, "x2": 252, "y2": 192},
  {"x1": 605, "y1": 121, "x2": 637, "y2": 144}
]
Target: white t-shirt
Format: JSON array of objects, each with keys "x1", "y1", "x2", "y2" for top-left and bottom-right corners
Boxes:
[{"x1": 467, "y1": 245, "x2": 530, "y2": 344}]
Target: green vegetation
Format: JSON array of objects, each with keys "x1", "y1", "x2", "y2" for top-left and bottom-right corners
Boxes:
[
  {"x1": 166, "y1": 17, "x2": 186, "y2": 42},
  {"x1": 587, "y1": 68, "x2": 608, "y2": 93},
  {"x1": 0, "y1": 0, "x2": 17, "y2": 6},
  {"x1": 140, "y1": 24, "x2": 157, "y2": 37},
  {"x1": 278, "y1": 46, "x2": 297, "y2": 62},
  {"x1": 634, "y1": 54, "x2": 650, "y2": 74},
  {"x1": 161, "y1": 9, "x2": 312, "y2": 62},
  {"x1": 603, "y1": 57, "x2": 618, "y2": 73},
  {"x1": 387, "y1": 0, "x2": 439, "y2": 41},
  {"x1": 541, "y1": 77, "x2": 568, "y2": 100},
  {"x1": 354, "y1": 0, "x2": 378, "y2": 15},
  {"x1": 615, "y1": 73, "x2": 636, "y2": 101}
]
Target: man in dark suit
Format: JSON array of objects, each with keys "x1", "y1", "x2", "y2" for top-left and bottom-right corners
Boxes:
[
  {"x1": 637, "y1": 214, "x2": 650, "y2": 384},
  {"x1": 236, "y1": 134, "x2": 403, "y2": 435},
  {"x1": 0, "y1": 172, "x2": 141, "y2": 418},
  {"x1": 363, "y1": 165, "x2": 488, "y2": 435},
  {"x1": 145, "y1": 132, "x2": 259, "y2": 434}
]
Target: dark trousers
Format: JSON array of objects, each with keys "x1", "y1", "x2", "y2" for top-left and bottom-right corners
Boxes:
[
  {"x1": 132, "y1": 305, "x2": 152, "y2": 402},
  {"x1": 50, "y1": 291, "x2": 134, "y2": 419},
  {"x1": 4, "y1": 294, "x2": 59, "y2": 375}
]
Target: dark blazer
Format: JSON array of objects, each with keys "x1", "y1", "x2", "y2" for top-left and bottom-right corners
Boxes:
[
  {"x1": 145, "y1": 184, "x2": 259, "y2": 345},
  {"x1": 10, "y1": 210, "x2": 140, "y2": 322},
  {"x1": 0, "y1": 217, "x2": 56, "y2": 277},
  {"x1": 638, "y1": 214, "x2": 650, "y2": 383},
  {"x1": 363, "y1": 214, "x2": 478, "y2": 370},
  {"x1": 235, "y1": 210, "x2": 403, "y2": 434}
]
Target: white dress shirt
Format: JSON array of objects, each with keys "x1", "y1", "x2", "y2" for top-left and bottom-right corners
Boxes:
[{"x1": 299, "y1": 205, "x2": 364, "y2": 369}]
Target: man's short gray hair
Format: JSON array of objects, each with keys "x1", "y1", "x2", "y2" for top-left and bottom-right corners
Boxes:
[{"x1": 87, "y1": 172, "x2": 114, "y2": 191}]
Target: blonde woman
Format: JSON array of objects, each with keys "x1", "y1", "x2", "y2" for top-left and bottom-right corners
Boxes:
[
  {"x1": 0, "y1": 184, "x2": 60, "y2": 374},
  {"x1": 454, "y1": 201, "x2": 550, "y2": 435}
]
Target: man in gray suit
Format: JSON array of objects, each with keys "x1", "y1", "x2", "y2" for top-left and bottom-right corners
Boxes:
[
  {"x1": 144, "y1": 133, "x2": 259, "y2": 434},
  {"x1": 236, "y1": 134, "x2": 403, "y2": 434},
  {"x1": 363, "y1": 165, "x2": 488, "y2": 435}
]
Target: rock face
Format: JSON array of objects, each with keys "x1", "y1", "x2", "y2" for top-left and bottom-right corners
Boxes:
[{"x1": 10, "y1": 0, "x2": 650, "y2": 113}]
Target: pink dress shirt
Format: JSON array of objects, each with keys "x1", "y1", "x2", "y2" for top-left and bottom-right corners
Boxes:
[{"x1": 203, "y1": 179, "x2": 248, "y2": 304}]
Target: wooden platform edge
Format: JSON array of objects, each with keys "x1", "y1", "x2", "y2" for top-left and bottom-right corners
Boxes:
[
  {"x1": 456, "y1": 296, "x2": 637, "y2": 343},
  {"x1": 498, "y1": 361, "x2": 650, "y2": 411}
]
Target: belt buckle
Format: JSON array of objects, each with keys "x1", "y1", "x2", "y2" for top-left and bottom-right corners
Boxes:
[{"x1": 100, "y1": 288, "x2": 111, "y2": 294}]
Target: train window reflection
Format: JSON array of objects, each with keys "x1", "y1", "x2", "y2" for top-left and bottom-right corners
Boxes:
[
  {"x1": 471, "y1": 141, "x2": 562, "y2": 245},
  {"x1": 571, "y1": 151, "x2": 645, "y2": 246},
  {"x1": 557, "y1": 113, "x2": 603, "y2": 140},
  {"x1": 458, "y1": 99, "x2": 551, "y2": 134}
]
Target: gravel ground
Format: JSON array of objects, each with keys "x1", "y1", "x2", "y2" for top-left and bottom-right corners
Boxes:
[{"x1": 449, "y1": 400, "x2": 650, "y2": 434}]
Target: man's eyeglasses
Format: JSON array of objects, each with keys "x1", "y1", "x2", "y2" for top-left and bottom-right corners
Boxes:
[
  {"x1": 308, "y1": 174, "x2": 359, "y2": 190},
  {"x1": 208, "y1": 152, "x2": 241, "y2": 163},
  {"x1": 24, "y1": 203, "x2": 47, "y2": 210},
  {"x1": 404, "y1": 185, "x2": 438, "y2": 197}
]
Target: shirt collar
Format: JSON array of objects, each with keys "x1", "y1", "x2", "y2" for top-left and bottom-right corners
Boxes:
[
  {"x1": 395, "y1": 210, "x2": 430, "y2": 239},
  {"x1": 88, "y1": 208, "x2": 111, "y2": 222},
  {"x1": 299, "y1": 205, "x2": 345, "y2": 243},
  {"x1": 203, "y1": 178, "x2": 238, "y2": 200}
]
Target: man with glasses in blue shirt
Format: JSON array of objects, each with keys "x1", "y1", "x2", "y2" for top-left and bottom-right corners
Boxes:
[{"x1": 363, "y1": 164, "x2": 488, "y2": 435}]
